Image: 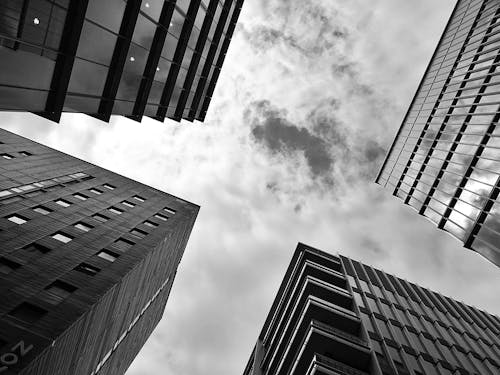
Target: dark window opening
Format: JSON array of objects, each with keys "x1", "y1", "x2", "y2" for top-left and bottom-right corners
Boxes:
[
  {"x1": 154, "y1": 213, "x2": 168, "y2": 221},
  {"x1": 9, "y1": 303, "x2": 47, "y2": 324},
  {"x1": 33, "y1": 206, "x2": 52, "y2": 215},
  {"x1": 113, "y1": 238, "x2": 135, "y2": 251},
  {"x1": 43, "y1": 280, "x2": 77, "y2": 305},
  {"x1": 23, "y1": 243, "x2": 51, "y2": 254},
  {"x1": 92, "y1": 213, "x2": 109, "y2": 222},
  {"x1": 130, "y1": 228, "x2": 147, "y2": 239},
  {"x1": 143, "y1": 220, "x2": 158, "y2": 228},
  {"x1": 0, "y1": 258, "x2": 21, "y2": 275},
  {"x1": 74, "y1": 263, "x2": 101, "y2": 276},
  {"x1": 97, "y1": 250, "x2": 119, "y2": 262},
  {"x1": 163, "y1": 207, "x2": 176, "y2": 215}
]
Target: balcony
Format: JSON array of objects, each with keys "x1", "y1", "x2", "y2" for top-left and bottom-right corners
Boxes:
[
  {"x1": 306, "y1": 354, "x2": 370, "y2": 375},
  {"x1": 283, "y1": 320, "x2": 371, "y2": 375},
  {"x1": 261, "y1": 279, "x2": 356, "y2": 373},
  {"x1": 269, "y1": 301, "x2": 369, "y2": 375}
]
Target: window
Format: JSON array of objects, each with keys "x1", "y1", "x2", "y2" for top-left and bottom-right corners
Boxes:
[
  {"x1": 375, "y1": 318, "x2": 393, "y2": 339},
  {"x1": 113, "y1": 238, "x2": 135, "y2": 251},
  {"x1": 19, "y1": 151, "x2": 32, "y2": 156},
  {"x1": 73, "y1": 193, "x2": 88, "y2": 201},
  {"x1": 360, "y1": 311, "x2": 375, "y2": 332},
  {"x1": 103, "y1": 184, "x2": 115, "y2": 190},
  {"x1": 90, "y1": 188, "x2": 102, "y2": 195},
  {"x1": 97, "y1": 250, "x2": 119, "y2": 262},
  {"x1": 353, "y1": 292, "x2": 365, "y2": 308},
  {"x1": 108, "y1": 207, "x2": 123, "y2": 215},
  {"x1": 133, "y1": 195, "x2": 145, "y2": 202},
  {"x1": 163, "y1": 207, "x2": 176, "y2": 215},
  {"x1": 33, "y1": 206, "x2": 52, "y2": 215},
  {"x1": 154, "y1": 213, "x2": 168, "y2": 221},
  {"x1": 143, "y1": 220, "x2": 158, "y2": 228},
  {"x1": 43, "y1": 280, "x2": 77, "y2": 305},
  {"x1": 6, "y1": 215, "x2": 29, "y2": 225},
  {"x1": 1, "y1": 153, "x2": 14, "y2": 159},
  {"x1": 130, "y1": 228, "x2": 147, "y2": 239},
  {"x1": 74, "y1": 222, "x2": 93, "y2": 232},
  {"x1": 92, "y1": 213, "x2": 109, "y2": 222},
  {"x1": 52, "y1": 232, "x2": 73, "y2": 243},
  {"x1": 0, "y1": 258, "x2": 21, "y2": 275},
  {"x1": 23, "y1": 243, "x2": 51, "y2": 254},
  {"x1": 8, "y1": 303, "x2": 47, "y2": 324},
  {"x1": 0, "y1": 190, "x2": 13, "y2": 197},
  {"x1": 121, "y1": 201, "x2": 135, "y2": 208},
  {"x1": 55, "y1": 199, "x2": 71, "y2": 207},
  {"x1": 74, "y1": 263, "x2": 100, "y2": 276}
]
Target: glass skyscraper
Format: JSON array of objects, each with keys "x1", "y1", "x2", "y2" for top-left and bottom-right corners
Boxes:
[
  {"x1": 0, "y1": 128, "x2": 198, "y2": 374},
  {"x1": 243, "y1": 243, "x2": 500, "y2": 375},
  {"x1": 376, "y1": 0, "x2": 500, "y2": 266},
  {"x1": 0, "y1": 0, "x2": 243, "y2": 123}
]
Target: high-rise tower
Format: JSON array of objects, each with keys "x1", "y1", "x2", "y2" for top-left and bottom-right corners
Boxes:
[
  {"x1": 0, "y1": 128, "x2": 198, "y2": 375},
  {"x1": 376, "y1": 0, "x2": 500, "y2": 266},
  {"x1": 0, "y1": 0, "x2": 243, "y2": 123},
  {"x1": 244, "y1": 243, "x2": 500, "y2": 375}
]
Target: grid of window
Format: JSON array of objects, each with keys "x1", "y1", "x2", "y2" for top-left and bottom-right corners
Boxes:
[
  {"x1": 343, "y1": 255, "x2": 500, "y2": 375},
  {"x1": 376, "y1": 0, "x2": 500, "y2": 267},
  {"x1": 0, "y1": 0, "x2": 244, "y2": 123},
  {"x1": 0, "y1": 128, "x2": 198, "y2": 375},
  {"x1": 243, "y1": 244, "x2": 500, "y2": 375}
]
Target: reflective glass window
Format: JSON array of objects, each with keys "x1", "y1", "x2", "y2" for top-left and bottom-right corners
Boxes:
[
  {"x1": 76, "y1": 21, "x2": 116, "y2": 65},
  {"x1": 162, "y1": 32, "x2": 179, "y2": 61},
  {"x1": 169, "y1": 9, "x2": 185, "y2": 39},
  {"x1": 85, "y1": 0, "x2": 125, "y2": 32},
  {"x1": 141, "y1": 0, "x2": 163, "y2": 21},
  {"x1": 132, "y1": 14, "x2": 156, "y2": 50},
  {"x1": 176, "y1": 0, "x2": 191, "y2": 14},
  {"x1": 68, "y1": 58, "x2": 108, "y2": 96},
  {"x1": 0, "y1": 45, "x2": 55, "y2": 90}
]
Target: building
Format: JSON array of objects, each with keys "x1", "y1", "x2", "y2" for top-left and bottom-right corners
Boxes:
[
  {"x1": 375, "y1": 0, "x2": 500, "y2": 266},
  {"x1": 243, "y1": 243, "x2": 500, "y2": 375},
  {"x1": 0, "y1": 0, "x2": 243, "y2": 123},
  {"x1": 0, "y1": 128, "x2": 199, "y2": 375}
]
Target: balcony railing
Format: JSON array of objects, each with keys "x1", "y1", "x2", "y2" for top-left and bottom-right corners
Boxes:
[
  {"x1": 313, "y1": 320, "x2": 367, "y2": 347},
  {"x1": 313, "y1": 354, "x2": 370, "y2": 375}
]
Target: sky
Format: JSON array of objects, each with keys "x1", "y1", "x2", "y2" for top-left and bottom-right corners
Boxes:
[{"x1": 1, "y1": 0, "x2": 500, "y2": 374}]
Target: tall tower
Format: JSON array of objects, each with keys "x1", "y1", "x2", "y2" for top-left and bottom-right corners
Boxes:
[
  {"x1": 244, "y1": 243, "x2": 500, "y2": 375},
  {"x1": 376, "y1": 0, "x2": 500, "y2": 266},
  {"x1": 0, "y1": 0, "x2": 244, "y2": 123},
  {"x1": 0, "y1": 128, "x2": 198, "y2": 375}
]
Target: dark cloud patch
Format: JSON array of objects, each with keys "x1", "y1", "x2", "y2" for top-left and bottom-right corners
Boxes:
[
  {"x1": 364, "y1": 140, "x2": 386, "y2": 162},
  {"x1": 245, "y1": 98, "x2": 390, "y2": 187},
  {"x1": 361, "y1": 237, "x2": 387, "y2": 257},
  {"x1": 240, "y1": 2, "x2": 349, "y2": 57},
  {"x1": 247, "y1": 100, "x2": 334, "y2": 178}
]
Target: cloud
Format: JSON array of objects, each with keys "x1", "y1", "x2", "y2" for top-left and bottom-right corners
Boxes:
[{"x1": 246, "y1": 100, "x2": 335, "y2": 178}]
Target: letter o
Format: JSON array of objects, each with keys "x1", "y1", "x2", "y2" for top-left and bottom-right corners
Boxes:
[{"x1": 1, "y1": 353, "x2": 18, "y2": 365}]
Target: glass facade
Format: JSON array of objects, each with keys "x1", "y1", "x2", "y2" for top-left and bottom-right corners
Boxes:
[
  {"x1": 0, "y1": 0, "x2": 243, "y2": 123},
  {"x1": 243, "y1": 243, "x2": 500, "y2": 375},
  {"x1": 0, "y1": 128, "x2": 199, "y2": 375},
  {"x1": 376, "y1": 0, "x2": 500, "y2": 267}
]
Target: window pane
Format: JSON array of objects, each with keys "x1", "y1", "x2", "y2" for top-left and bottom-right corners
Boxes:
[
  {"x1": 85, "y1": 0, "x2": 125, "y2": 32},
  {"x1": 76, "y1": 21, "x2": 116, "y2": 65},
  {"x1": 68, "y1": 58, "x2": 108, "y2": 96},
  {"x1": 0, "y1": 45, "x2": 56, "y2": 90}
]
